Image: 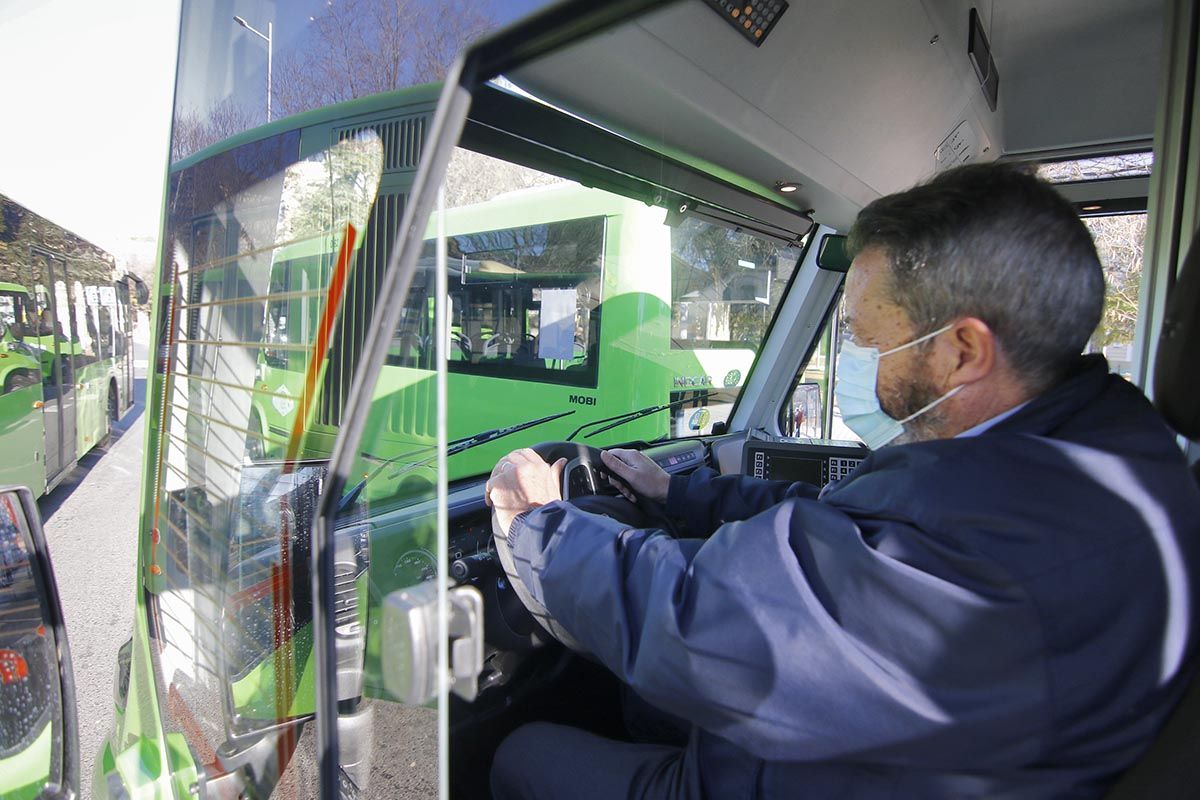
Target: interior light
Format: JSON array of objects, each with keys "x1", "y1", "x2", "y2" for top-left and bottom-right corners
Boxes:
[
  {"x1": 776, "y1": 181, "x2": 801, "y2": 193},
  {"x1": 1081, "y1": 204, "x2": 1103, "y2": 212}
]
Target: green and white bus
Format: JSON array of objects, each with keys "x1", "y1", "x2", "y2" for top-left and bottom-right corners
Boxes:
[
  {"x1": 248, "y1": 170, "x2": 796, "y2": 487},
  {"x1": 0, "y1": 195, "x2": 140, "y2": 496},
  {"x1": 4, "y1": 1, "x2": 1198, "y2": 798}
]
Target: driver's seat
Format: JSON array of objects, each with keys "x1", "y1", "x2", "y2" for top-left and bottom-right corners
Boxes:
[{"x1": 1101, "y1": 226, "x2": 1200, "y2": 798}]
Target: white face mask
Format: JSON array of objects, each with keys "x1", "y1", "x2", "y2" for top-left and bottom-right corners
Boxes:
[{"x1": 834, "y1": 323, "x2": 962, "y2": 450}]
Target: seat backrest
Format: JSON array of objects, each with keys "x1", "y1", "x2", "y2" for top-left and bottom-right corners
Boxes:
[
  {"x1": 1101, "y1": 230, "x2": 1200, "y2": 799},
  {"x1": 1153, "y1": 231, "x2": 1200, "y2": 440}
]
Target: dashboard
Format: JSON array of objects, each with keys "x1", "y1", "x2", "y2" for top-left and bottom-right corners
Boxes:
[{"x1": 369, "y1": 433, "x2": 863, "y2": 705}]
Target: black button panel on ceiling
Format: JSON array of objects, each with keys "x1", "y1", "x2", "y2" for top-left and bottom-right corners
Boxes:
[{"x1": 704, "y1": 0, "x2": 788, "y2": 46}]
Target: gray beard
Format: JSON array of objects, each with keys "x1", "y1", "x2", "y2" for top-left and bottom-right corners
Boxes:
[{"x1": 878, "y1": 364, "x2": 947, "y2": 446}]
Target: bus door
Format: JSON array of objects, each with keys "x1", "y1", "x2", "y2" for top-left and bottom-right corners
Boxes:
[
  {"x1": 115, "y1": 280, "x2": 134, "y2": 413},
  {"x1": 106, "y1": 281, "x2": 135, "y2": 417},
  {"x1": 29, "y1": 249, "x2": 77, "y2": 483}
]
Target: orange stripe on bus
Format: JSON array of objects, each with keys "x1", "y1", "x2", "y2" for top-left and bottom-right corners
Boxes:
[
  {"x1": 273, "y1": 221, "x2": 356, "y2": 735},
  {"x1": 282, "y1": 223, "x2": 357, "y2": 469}
]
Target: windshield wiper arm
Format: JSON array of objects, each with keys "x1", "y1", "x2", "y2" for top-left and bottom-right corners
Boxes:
[
  {"x1": 440, "y1": 409, "x2": 576, "y2": 461},
  {"x1": 337, "y1": 409, "x2": 576, "y2": 512},
  {"x1": 568, "y1": 391, "x2": 716, "y2": 441}
]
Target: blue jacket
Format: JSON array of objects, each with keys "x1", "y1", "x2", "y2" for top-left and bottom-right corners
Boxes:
[{"x1": 508, "y1": 356, "x2": 1200, "y2": 798}]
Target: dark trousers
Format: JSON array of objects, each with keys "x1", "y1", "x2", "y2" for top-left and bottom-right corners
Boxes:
[{"x1": 489, "y1": 721, "x2": 703, "y2": 800}]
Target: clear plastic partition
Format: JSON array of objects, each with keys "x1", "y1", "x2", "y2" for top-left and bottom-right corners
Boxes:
[
  {"x1": 336, "y1": 121, "x2": 804, "y2": 800},
  {"x1": 148, "y1": 126, "x2": 383, "y2": 796}
]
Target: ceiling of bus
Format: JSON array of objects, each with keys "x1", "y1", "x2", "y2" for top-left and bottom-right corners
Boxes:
[{"x1": 511, "y1": 0, "x2": 1164, "y2": 232}]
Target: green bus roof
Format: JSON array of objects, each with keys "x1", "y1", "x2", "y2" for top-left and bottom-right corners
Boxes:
[{"x1": 170, "y1": 83, "x2": 443, "y2": 172}]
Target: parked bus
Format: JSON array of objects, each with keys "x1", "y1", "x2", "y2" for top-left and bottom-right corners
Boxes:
[
  {"x1": 248, "y1": 171, "x2": 796, "y2": 485},
  {"x1": 0, "y1": 194, "x2": 139, "y2": 496},
  {"x1": 4, "y1": 1, "x2": 1196, "y2": 799}
]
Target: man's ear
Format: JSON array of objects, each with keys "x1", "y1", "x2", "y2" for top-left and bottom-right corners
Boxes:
[{"x1": 943, "y1": 317, "x2": 997, "y2": 386}]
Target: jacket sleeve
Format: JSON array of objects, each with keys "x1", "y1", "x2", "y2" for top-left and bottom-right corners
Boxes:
[
  {"x1": 666, "y1": 466, "x2": 820, "y2": 537},
  {"x1": 508, "y1": 494, "x2": 1050, "y2": 767}
]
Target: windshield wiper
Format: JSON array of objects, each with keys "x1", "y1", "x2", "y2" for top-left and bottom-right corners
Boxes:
[
  {"x1": 439, "y1": 409, "x2": 576, "y2": 461},
  {"x1": 567, "y1": 391, "x2": 716, "y2": 441},
  {"x1": 337, "y1": 409, "x2": 576, "y2": 511}
]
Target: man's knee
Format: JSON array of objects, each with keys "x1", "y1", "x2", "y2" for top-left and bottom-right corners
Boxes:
[{"x1": 490, "y1": 722, "x2": 559, "y2": 800}]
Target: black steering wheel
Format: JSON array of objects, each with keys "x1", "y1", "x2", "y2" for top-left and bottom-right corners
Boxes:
[{"x1": 490, "y1": 441, "x2": 678, "y2": 652}]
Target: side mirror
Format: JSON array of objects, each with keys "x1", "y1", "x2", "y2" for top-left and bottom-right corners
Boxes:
[
  {"x1": 0, "y1": 486, "x2": 78, "y2": 800},
  {"x1": 786, "y1": 381, "x2": 824, "y2": 438}
]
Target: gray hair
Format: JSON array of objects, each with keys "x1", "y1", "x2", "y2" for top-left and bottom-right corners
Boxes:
[{"x1": 846, "y1": 162, "x2": 1105, "y2": 392}]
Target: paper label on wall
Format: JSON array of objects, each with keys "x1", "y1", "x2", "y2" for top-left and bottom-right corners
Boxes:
[
  {"x1": 538, "y1": 289, "x2": 577, "y2": 360},
  {"x1": 935, "y1": 119, "x2": 989, "y2": 172}
]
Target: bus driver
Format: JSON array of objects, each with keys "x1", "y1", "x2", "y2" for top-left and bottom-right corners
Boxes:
[{"x1": 484, "y1": 163, "x2": 1200, "y2": 799}]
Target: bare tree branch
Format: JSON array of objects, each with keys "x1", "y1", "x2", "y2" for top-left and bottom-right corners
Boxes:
[{"x1": 272, "y1": 0, "x2": 498, "y2": 118}]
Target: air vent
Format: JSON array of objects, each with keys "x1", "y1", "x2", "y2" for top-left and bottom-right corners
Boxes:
[
  {"x1": 318, "y1": 192, "x2": 405, "y2": 426},
  {"x1": 336, "y1": 115, "x2": 427, "y2": 173}
]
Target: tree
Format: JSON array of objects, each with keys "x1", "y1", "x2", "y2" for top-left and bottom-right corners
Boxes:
[
  {"x1": 670, "y1": 220, "x2": 792, "y2": 347},
  {"x1": 272, "y1": 0, "x2": 498, "y2": 118},
  {"x1": 443, "y1": 148, "x2": 565, "y2": 209},
  {"x1": 1083, "y1": 213, "x2": 1146, "y2": 349},
  {"x1": 169, "y1": 1, "x2": 500, "y2": 163},
  {"x1": 171, "y1": 98, "x2": 258, "y2": 163}
]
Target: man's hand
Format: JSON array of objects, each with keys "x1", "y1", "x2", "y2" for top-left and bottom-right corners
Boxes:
[
  {"x1": 485, "y1": 448, "x2": 568, "y2": 538},
  {"x1": 600, "y1": 448, "x2": 670, "y2": 504}
]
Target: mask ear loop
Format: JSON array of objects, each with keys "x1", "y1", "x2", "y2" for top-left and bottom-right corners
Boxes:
[
  {"x1": 879, "y1": 322, "x2": 961, "y2": 424},
  {"x1": 878, "y1": 322, "x2": 955, "y2": 358},
  {"x1": 897, "y1": 383, "x2": 963, "y2": 424}
]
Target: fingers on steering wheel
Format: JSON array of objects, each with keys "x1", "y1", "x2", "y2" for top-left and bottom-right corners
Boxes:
[
  {"x1": 600, "y1": 449, "x2": 625, "y2": 475},
  {"x1": 601, "y1": 466, "x2": 636, "y2": 503},
  {"x1": 549, "y1": 457, "x2": 568, "y2": 497},
  {"x1": 513, "y1": 447, "x2": 540, "y2": 464}
]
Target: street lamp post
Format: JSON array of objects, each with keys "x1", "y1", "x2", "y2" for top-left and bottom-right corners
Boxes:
[{"x1": 233, "y1": 15, "x2": 272, "y2": 122}]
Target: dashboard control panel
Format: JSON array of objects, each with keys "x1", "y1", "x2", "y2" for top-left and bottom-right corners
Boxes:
[{"x1": 742, "y1": 437, "x2": 868, "y2": 488}]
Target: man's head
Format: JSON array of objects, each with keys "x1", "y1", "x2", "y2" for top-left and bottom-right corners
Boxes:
[{"x1": 843, "y1": 162, "x2": 1105, "y2": 443}]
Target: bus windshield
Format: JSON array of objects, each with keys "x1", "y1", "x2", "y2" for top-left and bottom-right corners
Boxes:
[{"x1": 249, "y1": 147, "x2": 800, "y2": 483}]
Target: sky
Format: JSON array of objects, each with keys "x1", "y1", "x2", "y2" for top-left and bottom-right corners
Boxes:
[
  {"x1": 0, "y1": 0, "x2": 179, "y2": 264},
  {"x1": 0, "y1": 0, "x2": 554, "y2": 271}
]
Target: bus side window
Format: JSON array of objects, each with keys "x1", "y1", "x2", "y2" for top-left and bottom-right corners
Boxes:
[
  {"x1": 0, "y1": 293, "x2": 19, "y2": 339},
  {"x1": 264, "y1": 268, "x2": 290, "y2": 369},
  {"x1": 780, "y1": 297, "x2": 862, "y2": 443},
  {"x1": 97, "y1": 304, "x2": 113, "y2": 360},
  {"x1": 391, "y1": 215, "x2": 604, "y2": 388},
  {"x1": 75, "y1": 281, "x2": 100, "y2": 368},
  {"x1": 1080, "y1": 211, "x2": 1147, "y2": 381},
  {"x1": 670, "y1": 217, "x2": 795, "y2": 350}
]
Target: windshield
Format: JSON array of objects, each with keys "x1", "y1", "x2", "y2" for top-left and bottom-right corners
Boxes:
[
  {"x1": 361, "y1": 148, "x2": 800, "y2": 484},
  {"x1": 252, "y1": 146, "x2": 800, "y2": 491}
]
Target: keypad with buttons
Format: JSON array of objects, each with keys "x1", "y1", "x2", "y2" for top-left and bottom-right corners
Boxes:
[
  {"x1": 825, "y1": 457, "x2": 861, "y2": 483},
  {"x1": 703, "y1": 0, "x2": 789, "y2": 47}
]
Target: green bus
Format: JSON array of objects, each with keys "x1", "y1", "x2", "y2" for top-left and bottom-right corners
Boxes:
[
  {"x1": 0, "y1": 200, "x2": 140, "y2": 496},
  {"x1": 248, "y1": 173, "x2": 796, "y2": 489},
  {"x1": 4, "y1": 1, "x2": 1196, "y2": 799}
]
